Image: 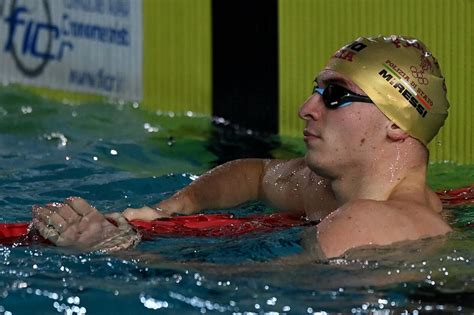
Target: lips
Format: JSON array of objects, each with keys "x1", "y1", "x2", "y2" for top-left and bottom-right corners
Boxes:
[{"x1": 303, "y1": 129, "x2": 321, "y2": 141}]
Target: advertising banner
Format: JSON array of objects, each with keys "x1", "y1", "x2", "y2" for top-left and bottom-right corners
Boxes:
[{"x1": 0, "y1": 0, "x2": 143, "y2": 100}]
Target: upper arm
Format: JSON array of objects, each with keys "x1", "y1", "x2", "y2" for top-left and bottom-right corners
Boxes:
[{"x1": 184, "y1": 158, "x2": 268, "y2": 211}]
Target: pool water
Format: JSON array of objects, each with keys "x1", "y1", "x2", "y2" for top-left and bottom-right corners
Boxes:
[{"x1": 0, "y1": 85, "x2": 473, "y2": 314}]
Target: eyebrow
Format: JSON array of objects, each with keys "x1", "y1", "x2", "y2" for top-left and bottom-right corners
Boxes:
[{"x1": 314, "y1": 75, "x2": 352, "y2": 90}]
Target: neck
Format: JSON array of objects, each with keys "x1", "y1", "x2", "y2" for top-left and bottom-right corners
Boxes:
[{"x1": 330, "y1": 141, "x2": 428, "y2": 205}]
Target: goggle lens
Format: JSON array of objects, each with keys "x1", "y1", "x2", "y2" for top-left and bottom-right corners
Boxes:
[{"x1": 312, "y1": 84, "x2": 373, "y2": 109}]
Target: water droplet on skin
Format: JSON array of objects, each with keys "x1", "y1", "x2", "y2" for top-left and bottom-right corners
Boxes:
[{"x1": 388, "y1": 146, "x2": 402, "y2": 183}]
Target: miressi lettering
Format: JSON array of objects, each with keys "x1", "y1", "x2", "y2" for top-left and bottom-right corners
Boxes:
[{"x1": 378, "y1": 69, "x2": 428, "y2": 118}]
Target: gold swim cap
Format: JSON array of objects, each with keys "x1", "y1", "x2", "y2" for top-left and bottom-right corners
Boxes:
[{"x1": 325, "y1": 35, "x2": 449, "y2": 145}]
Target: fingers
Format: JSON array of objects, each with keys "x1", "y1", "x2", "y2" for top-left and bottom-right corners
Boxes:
[
  {"x1": 155, "y1": 196, "x2": 188, "y2": 214},
  {"x1": 34, "y1": 207, "x2": 69, "y2": 233},
  {"x1": 122, "y1": 208, "x2": 138, "y2": 221},
  {"x1": 32, "y1": 198, "x2": 121, "y2": 250},
  {"x1": 54, "y1": 203, "x2": 80, "y2": 224},
  {"x1": 65, "y1": 197, "x2": 98, "y2": 217},
  {"x1": 32, "y1": 198, "x2": 99, "y2": 246},
  {"x1": 122, "y1": 206, "x2": 166, "y2": 221},
  {"x1": 34, "y1": 203, "x2": 77, "y2": 231},
  {"x1": 32, "y1": 217, "x2": 61, "y2": 244},
  {"x1": 105, "y1": 212, "x2": 133, "y2": 233}
]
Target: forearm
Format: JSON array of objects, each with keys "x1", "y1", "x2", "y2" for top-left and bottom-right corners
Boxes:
[{"x1": 153, "y1": 159, "x2": 269, "y2": 215}]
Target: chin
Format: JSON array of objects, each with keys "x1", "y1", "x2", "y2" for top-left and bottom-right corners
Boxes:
[{"x1": 304, "y1": 153, "x2": 334, "y2": 179}]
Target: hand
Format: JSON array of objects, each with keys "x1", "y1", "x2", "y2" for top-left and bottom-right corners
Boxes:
[
  {"x1": 122, "y1": 194, "x2": 191, "y2": 221},
  {"x1": 122, "y1": 205, "x2": 172, "y2": 221},
  {"x1": 32, "y1": 197, "x2": 140, "y2": 252}
]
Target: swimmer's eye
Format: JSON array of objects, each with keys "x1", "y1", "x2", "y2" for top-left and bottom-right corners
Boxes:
[{"x1": 311, "y1": 84, "x2": 374, "y2": 109}]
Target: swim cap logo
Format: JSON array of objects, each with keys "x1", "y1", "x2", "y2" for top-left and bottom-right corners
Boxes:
[
  {"x1": 390, "y1": 37, "x2": 428, "y2": 55},
  {"x1": 378, "y1": 61, "x2": 432, "y2": 118},
  {"x1": 410, "y1": 55, "x2": 432, "y2": 85},
  {"x1": 332, "y1": 41, "x2": 367, "y2": 62}
]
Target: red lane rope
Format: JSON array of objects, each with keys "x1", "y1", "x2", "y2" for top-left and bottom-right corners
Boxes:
[
  {"x1": 436, "y1": 185, "x2": 474, "y2": 206},
  {"x1": 0, "y1": 213, "x2": 307, "y2": 246},
  {"x1": 131, "y1": 213, "x2": 308, "y2": 239},
  {"x1": 0, "y1": 185, "x2": 472, "y2": 245}
]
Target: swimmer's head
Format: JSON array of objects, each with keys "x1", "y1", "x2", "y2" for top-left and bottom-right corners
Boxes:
[{"x1": 325, "y1": 35, "x2": 449, "y2": 145}]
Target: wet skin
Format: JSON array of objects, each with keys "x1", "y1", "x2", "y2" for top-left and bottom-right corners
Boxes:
[{"x1": 32, "y1": 70, "x2": 452, "y2": 257}]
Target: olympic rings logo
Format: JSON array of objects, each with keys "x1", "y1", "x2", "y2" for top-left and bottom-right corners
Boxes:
[
  {"x1": 410, "y1": 66, "x2": 428, "y2": 85},
  {"x1": 410, "y1": 56, "x2": 433, "y2": 85}
]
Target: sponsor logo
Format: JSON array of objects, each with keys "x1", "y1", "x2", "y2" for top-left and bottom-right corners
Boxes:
[
  {"x1": 69, "y1": 68, "x2": 123, "y2": 93},
  {"x1": 384, "y1": 59, "x2": 410, "y2": 82},
  {"x1": 2, "y1": 0, "x2": 63, "y2": 77},
  {"x1": 389, "y1": 37, "x2": 428, "y2": 56},
  {"x1": 332, "y1": 41, "x2": 367, "y2": 62},
  {"x1": 410, "y1": 55, "x2": 432, "y2": 85},
  {"x1": 2, "y1": 0, "x2": 130, "y2": 78},
  {"x1": 378, "y1": 63, "x2": 431, "y2": 118}
]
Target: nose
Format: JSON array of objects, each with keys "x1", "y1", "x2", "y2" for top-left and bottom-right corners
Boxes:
[{"x1": 298, "y1": 93, "x2": 323, "y2": 121}]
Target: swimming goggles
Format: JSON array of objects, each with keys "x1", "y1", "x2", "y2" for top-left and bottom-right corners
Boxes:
[{"x1": 312, "y1": 84, "x2": 373, "y2": 109}]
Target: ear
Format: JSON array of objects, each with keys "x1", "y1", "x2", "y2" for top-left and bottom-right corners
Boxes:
[{"x1": 386, "y1": 123, "x2": 409, "y2": 142}]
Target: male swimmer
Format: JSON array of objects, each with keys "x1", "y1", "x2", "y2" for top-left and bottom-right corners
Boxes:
[{"x1": 32, "y1": 35, "x2": 452, "y2": 258}]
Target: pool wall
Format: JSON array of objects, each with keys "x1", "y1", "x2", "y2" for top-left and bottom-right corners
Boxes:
[{"x1": 0, "y1": 0, "x2": 472, "y2": 164}]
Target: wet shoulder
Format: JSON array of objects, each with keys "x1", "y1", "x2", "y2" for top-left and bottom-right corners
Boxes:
[
  {"x1": 389, "y1": 180, "x2": 443, "y2": 213},
  {"x1": 317, "y1": 199, "x2": 451, "y2": 258}
]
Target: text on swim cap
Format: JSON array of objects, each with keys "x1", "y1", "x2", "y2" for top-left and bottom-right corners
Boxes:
[
  {"x1": 384, "y1": 60, "x2": 434, "y2": 108},
  {"x1": 378, "y1": 68, "x2": 429, "y2": 118},
  {"x1": 384, "y1": 60, "x2": 410, "y2": 82},
  {"x1": 390, "y1": 37, "x2": 428, "y2": 56},
  {"x1": 332, "y1": 41, "x2": 367, "y2": 62}
]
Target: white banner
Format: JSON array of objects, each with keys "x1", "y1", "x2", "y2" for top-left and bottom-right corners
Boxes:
[{"x1": 0, "y1": 0, "x2": 143, "y2": 101}]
